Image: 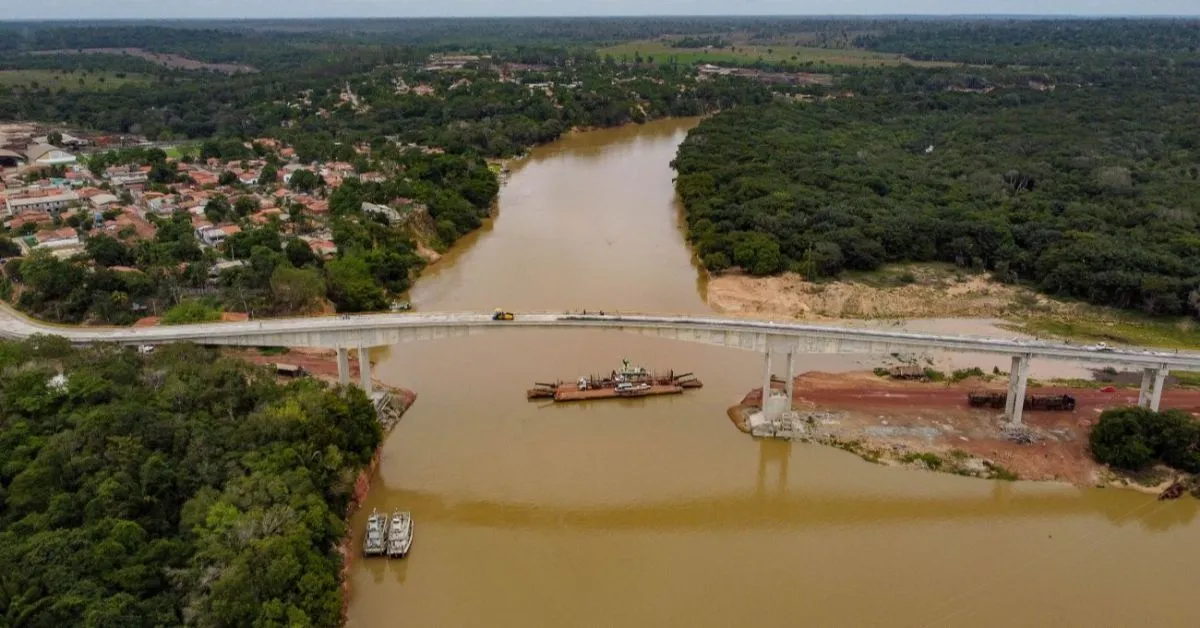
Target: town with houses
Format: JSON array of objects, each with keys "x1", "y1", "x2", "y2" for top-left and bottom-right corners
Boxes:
[{"x1": 0, "y1": 119, "x2": 444, "y2": 324}]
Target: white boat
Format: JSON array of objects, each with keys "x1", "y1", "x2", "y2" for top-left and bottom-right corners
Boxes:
[
  {"x1": 386, "y1": 511, "x2": 413, "y2": 558},
  {"x1": 614, "y1": 381, "x2": 652, "y2": 396},
  {"x1": 363, "y1": 509, "x2": 386, "y2": 556}
]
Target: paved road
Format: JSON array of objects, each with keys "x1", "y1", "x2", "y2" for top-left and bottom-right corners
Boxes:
[{"x1": 1, "y1": 304, "x2": 1198, "y2": 369}]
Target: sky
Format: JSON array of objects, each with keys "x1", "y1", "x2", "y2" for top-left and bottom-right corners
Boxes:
[{"x1": 6, "y1": 0, "x2": 1198, "y2": 20}]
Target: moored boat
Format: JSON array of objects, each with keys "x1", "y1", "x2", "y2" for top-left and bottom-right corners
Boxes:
[
  {"x1": 387, "y1": 511, "x2": 413, "y2": 558},
  {"x1": 363, "y1": 509, "x2": 386, "y2": 557}
]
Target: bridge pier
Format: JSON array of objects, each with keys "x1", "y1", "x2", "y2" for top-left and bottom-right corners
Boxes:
[
  {"x1": 1004, "y1": 354, "x2": 1031, "y2": 425},
  {"x1": 337, "y1": 347, "x2": 350, "y2": 386},
  {"x1": 761, "y1": 348, "x2": 773, "y2": 411},
  {"x1": 1138, "y1": 364, "x2": 1168, "y2": 411},
  {"x1": 784, "y1": 350, "x2": 795, "y2": 410},
  {"x1": 358, "y1": 347, "x2": 373, "y2": 395}
]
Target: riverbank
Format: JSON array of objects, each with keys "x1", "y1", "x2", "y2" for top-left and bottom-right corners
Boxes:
[
  {"x1": 226, "y1": 346, "x2": 418, "y2": 623},
  {"x1": 705, "y1": 264, "x2": 1200, "y2": 350},
  {"x1": 729, "y1": 371, "x2": 1200, "y2": 493}
]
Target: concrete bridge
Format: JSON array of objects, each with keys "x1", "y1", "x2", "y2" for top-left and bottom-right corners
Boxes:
[{"x1": 2, "y1": 307, "x2": 1198, "y2": 423}]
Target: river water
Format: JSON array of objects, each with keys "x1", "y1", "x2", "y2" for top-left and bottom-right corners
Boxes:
[{"x1": 349, "y1": 118, "x2": 1198, "y2": 628}]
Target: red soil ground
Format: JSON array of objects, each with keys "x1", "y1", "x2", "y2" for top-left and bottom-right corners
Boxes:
[{"x1": 737, "y1": 372, "x2": 1200, "y2": 486}]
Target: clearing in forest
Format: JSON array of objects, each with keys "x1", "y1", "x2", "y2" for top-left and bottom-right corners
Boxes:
[
  {"x1": 598, "y1": 40, "x2": 959, "y2": 68},
  {"x1": 0, "y1": 69, "x2": 152, "y2": 90},
  {"x1": 28, "y1": 48, "x2": 257, "y2": 74}
]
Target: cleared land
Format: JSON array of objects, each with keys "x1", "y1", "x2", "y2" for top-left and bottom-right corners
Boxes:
[
  {"x1": 0, "y1": 69, "x2": 151, "y2": 90},
  {"x1": 29, "y1": 48, "x2": 257, "y2": 74},
  {"x1": 706, "y1": 263, "x2": 1200, "y2": 351},
  {"x1": 599, "y1": 40, "x2": 959, "y2": 68}
]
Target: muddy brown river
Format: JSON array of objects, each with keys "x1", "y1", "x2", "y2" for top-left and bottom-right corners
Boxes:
[{"x1": 348, "y1": 118, "x2": 1198, "y2": 627}]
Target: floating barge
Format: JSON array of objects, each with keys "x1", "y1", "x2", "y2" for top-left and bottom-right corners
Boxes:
[{"x1": 527, "y1": 359, "x2": 702, "y2": 403}]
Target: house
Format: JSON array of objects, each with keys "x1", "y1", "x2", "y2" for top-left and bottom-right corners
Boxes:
[
  {"x1": 196, "y1": 224, "x2": 242, "y2": 247},
  {"x1": 90, "y1": 193, "x2": 119, "y2": 209},
  {"x1": 34, "y1": 227, "x2": 81, "y2": 250},
  {"x1": 5, "y1": 190, "x2": 79, "y2": 215},
  {"x1": 300, "y1": 237, "x2": 338, "y2": 260},
  {"x1": 208, "y1": 259, "x2": 248, "y2": 278},
  {"x1": 25, "y1": 144, "x2": 76, "y2": 166},
  {"x1": 361, "y1": 201, "x2": 401, "y2": 224}
]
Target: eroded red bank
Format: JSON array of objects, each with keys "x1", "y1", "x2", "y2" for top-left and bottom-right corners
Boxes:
[{"x1": 732, "y1": 371, "x2": 1200, "y2": 486}]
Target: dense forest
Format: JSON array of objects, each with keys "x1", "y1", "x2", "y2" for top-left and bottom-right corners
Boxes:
[
  {"x1": 0, "y1": 337, "x2": 383, "y2": 626},
  {"x1": 674, "y1": 74, "x2": 1200, "y2": 316}
]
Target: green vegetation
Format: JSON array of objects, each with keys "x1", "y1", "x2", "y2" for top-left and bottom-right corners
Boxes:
[
  {"x1": 0, "y1": 68, "x2": 151, "y2": 90},
  {"x1": 900, "y1": 452, "x2": 944, "y2": 470},
  {"x1": 1089, "y1": 406, "x2": 1200, "y2": 473},
  {"x1": 599, "y1": 40, "x2": 950, "y2": 68},
  {"x1": 1015, "y1": 316, "x2": 1200, "y2": 352},
  {"x1": 0, "y1": 337, "x2": 383, "y2": 626},
  {"x1": 675, "y1": 82, "x2": 1200, "y2": 317},
  {"x1": 161, "y1": 299, "x2": 223, "y2": 324},
  {"x1": 951, "y1": 367, "x2": 986, "y2": 382}
]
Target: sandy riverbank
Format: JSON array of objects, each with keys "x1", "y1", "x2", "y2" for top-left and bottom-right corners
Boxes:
[
  {"x1": 729, "y1": 371, "x2": 1200, "y2": 493},
  {"x1": 705, "y1": 266, "x2": 1073, "y2": 320}
]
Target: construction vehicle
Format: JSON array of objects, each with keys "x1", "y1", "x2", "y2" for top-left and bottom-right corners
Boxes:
[
  {"x1": 967, "y1": 392, "x2": 1076, "y2": 411},
  {"x1": 492, "y1": 309, "x2": 514, "y2": 321}
]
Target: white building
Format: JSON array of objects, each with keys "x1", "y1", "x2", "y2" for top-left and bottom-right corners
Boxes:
[
  {"x1": 25, "y1": 144, "x2": 77, "y2": 166},
  {"x1": 5, "y1": 191, "x2": 79, "y2": 215}
]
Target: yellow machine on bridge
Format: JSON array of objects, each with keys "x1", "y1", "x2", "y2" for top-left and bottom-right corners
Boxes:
[{"x1": 492, "y1": 309, "x2": 515, "y2": 321}]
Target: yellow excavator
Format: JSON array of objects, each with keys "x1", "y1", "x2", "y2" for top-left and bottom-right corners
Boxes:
[{"x1": 492, "y1": 309, "x2": 514, "y2": 321}]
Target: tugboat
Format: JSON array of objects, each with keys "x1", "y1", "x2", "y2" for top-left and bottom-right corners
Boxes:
[
  {"x1": 387, "y1": 510, "x2": 414, "y2": 558},
  {"x1": 363, "y1": 509, "x2": 386, "y2": 557}
]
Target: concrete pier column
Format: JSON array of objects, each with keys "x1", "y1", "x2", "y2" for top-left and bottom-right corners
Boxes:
[
  {"x1": 1150, "y1": 366, "x2": 1168, "y2": 412},
  {"x1": 336, "y1": 347, "x2": 350, "y2": 386},
  {"x1": 1005, "y1": 354, "x2": 1031, "y2": 425},
  {"x1": 761, "y1": 347, "x2": 773, "y2": 409},
  {"x1": 1137, "y1": 367, "x2": 1156, "y2": 408},
  {"x1": 357, "y1": 347, "x2": 372, "y2": 395},
  {"x1": 784, "y1": 351, "x2": 796, "y2": 410}
]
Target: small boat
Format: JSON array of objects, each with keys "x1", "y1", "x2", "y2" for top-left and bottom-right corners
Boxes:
[
  {"x1": 363, "y1": 509, "x2": 386, "y2": 557},
  {"x1": 614, "y1": 382, "x2": 652, "y2": 396},
  {"x1": 386, "y1": 511, "x2": 413, "y2": 558}
]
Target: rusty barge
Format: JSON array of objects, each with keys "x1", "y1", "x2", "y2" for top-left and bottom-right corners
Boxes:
[{"x1": 528, "y1": 359, "x2": 702, "y2": 403}]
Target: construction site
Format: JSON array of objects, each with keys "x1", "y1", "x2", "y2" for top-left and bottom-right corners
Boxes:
[
  {"x1": 729, "y1": 370, "x2": 1200, "y2": 488},
  {"x1": 527, "y1": 359, "x2": 702, "y2": 402}
]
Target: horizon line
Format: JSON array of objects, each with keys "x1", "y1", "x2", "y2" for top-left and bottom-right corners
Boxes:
[{"x1": 4, "y1": 13, "x2": 1200, "y2": 22}]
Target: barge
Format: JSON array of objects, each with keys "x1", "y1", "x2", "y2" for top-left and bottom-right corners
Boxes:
[{"x1": 527, "y1": 359, "x2": 702, "y2": 403}]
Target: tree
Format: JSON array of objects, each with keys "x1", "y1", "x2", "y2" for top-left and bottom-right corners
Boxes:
[
  {"x1": 1090, "y1": 406, "x2": 1200, "y2": 472},
  {"x1": 269, "y1": 265, "x2": 325, "y2": 314},
  {"x1": 85, "y1": 234, "x2": 132, "y2": 267},
  {"x1": 259, "y1": 163, "x2": 278, "y2": 185},
  {"x1": 218, "y1": 171, "x2": 238, "y2": 186},
  {"x1": 161, "y1": 299, "x2": 222, "y2": 324},
  {"x1": 288, "y1": 170, "x2": 319, "y2": 193},
  {"x1": 325, "y1": 254, "x2": 387, "y2": 312},
  {"x1": 0, "y1": 236, "x2": 21, "y2": 257}
]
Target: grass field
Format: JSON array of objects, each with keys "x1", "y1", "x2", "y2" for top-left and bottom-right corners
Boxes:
[
  {"x1": 164, "y1": 144, "x2": 199, "y2": 160},
  {"x1": 1011, "y1": 316, "x2": 1200, "y2": 352},
  {"x1": 598, "y1": 40, "x2": 959, "y2": 68},
  {"x1": 0, "y1": 69, "x2": 151, "y2": 91}
]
